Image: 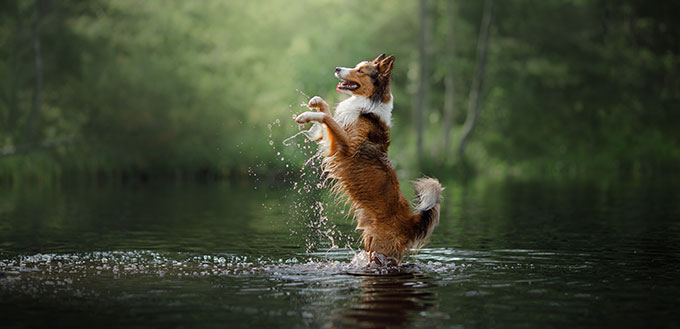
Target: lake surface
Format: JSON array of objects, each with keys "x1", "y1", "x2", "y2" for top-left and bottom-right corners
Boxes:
[{"x1": 1, "y1": 179, "x2": 679, "y2": 328}]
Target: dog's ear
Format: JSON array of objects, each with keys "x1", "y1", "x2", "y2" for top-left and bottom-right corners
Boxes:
[
  {"x1": 378, "y1": 55, "x2": 394, "y2": 75},
  {"x1": 372, "y1": 53, "x2": 387, "y2": 63}
]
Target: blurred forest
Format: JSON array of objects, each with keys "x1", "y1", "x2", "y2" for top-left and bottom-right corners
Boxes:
[{"x1": 1, "y1": 0, "x2": 678, "y2": 185}]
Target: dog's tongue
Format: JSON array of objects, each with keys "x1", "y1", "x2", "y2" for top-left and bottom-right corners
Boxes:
[{"x1": 336, "y1": 80, "x2": 357, "y2": 92}]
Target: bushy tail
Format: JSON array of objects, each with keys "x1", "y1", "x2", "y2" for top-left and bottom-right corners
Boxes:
[{"x1": 411, "y1": 177, "x2": 443, "y2": 250}]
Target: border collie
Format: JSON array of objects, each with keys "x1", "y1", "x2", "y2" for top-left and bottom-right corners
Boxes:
[{"x1": 295, "y1": 54, "x2": 443, "y2": 265}]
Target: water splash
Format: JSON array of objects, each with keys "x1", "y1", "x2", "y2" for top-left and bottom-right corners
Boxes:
[
  {"x1": 295, "y1": 88, "x2": 312, "y2": 100},
  {"x1": 282, "y1": 129, "x2": 313, "y2": 147},
  {"x1": 0, "y1": 249, "x2": 463, "y2": 282},
  {"x1": 283, "y1": 103, "x2": 325, "y2": 147},
  {"x1": 262, "y1": 94, "x2": 355, "y2": 253},
  {"x1": 0, "y1": 248, "x2": 468, "y2": 307}
]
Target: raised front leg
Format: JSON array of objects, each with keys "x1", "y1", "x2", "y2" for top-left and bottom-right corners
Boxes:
[
  {"x1": 295, "y1": 96, "x2": 350, "y2": 155},
  {"x1": 307, "y1": 96, "x2": 330, "y2": 115},
  {"x1": 294, "y1": 111, "x2": 326, "y2": 124},
  {"x1": 294, "y1": 95, "x2": 331, "y2": 123}
]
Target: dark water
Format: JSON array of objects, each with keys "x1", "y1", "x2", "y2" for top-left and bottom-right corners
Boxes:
[{"x1": 1, "y1": 180, "x2": 679, "y2": 329}]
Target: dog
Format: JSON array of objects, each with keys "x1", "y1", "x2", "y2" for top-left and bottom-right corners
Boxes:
[{"x1": 294, "y1": 53, "x2": 443, "y2": 265}]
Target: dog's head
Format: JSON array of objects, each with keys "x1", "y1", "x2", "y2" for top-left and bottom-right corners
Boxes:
[{"x1": 335, "y1": 53, "x2": 394, "y2": 104}]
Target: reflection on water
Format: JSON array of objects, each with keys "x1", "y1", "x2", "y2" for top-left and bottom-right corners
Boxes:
[
  {"x1": 334, "y1": 273, "x2": 437, "y2": 329},
  {"x1": 1, "y1": 180, "x2": 679, "y2": 328},
  {"x1": 0, "y1": 248, "x2": 454, "y2": 329}
]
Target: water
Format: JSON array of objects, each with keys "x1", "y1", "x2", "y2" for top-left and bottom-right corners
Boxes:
[{"x1": 1, "y1": 180, "x2": 679, "y2": 328}]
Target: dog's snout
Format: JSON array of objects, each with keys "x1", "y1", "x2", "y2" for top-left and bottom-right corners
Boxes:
[{"x1": 335, "y1": 67, "x2": 341, "y2": 73}]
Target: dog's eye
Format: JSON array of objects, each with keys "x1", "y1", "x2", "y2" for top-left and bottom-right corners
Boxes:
[{"x1": 358, "y1": 69, "x2": 363, "y2": 74}]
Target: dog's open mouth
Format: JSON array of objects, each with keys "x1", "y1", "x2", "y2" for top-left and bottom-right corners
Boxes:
[{"x1": 337, "y1": 79, "x2": 360, "y2": 92}]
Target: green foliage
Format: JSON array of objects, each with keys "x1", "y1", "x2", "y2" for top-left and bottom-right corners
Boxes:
[
  {"x1": 0, "y1": 0, "x2": 678, "y2": 184},
  {"x1": 480, "y1": 0, "x2": 680, "y2": 178}
]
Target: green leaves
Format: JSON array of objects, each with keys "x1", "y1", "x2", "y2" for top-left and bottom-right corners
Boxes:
[{"x1": 0, "y1": 0, "x2": 677, "y2": 183}]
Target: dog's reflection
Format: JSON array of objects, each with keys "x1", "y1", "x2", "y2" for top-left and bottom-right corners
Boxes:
[{"x1": 332, "y1": 271, "x2": 437, "y2": 328}]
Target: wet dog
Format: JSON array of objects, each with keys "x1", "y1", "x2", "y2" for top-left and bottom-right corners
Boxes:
[{"x1": 295, "y1": 54, "x2": 443, "y2": 265}]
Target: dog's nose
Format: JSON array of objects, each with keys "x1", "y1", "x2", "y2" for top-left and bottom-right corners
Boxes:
[{"x1": 335, "y1": 67, "x2": 341, "y2": 73}]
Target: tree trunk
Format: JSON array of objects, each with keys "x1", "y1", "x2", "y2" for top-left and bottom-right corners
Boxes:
[
  {"x1": 458, "y1": 0, "x2": 493, "y2": 158},
  {"x1": 442, "y1": 0, "x2": 457, "y2": 157},
  {"x1": 415, "y1": 0, "x2": 431, "y2": 159},
  {"x1": 26, "y1": 0, "x2": 43, "y2": 141}
]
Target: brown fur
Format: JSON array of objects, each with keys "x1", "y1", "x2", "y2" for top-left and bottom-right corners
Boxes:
[
  {"x1": 339, "y1": 55, "x2": 393, "y2": 104},
  {"x1": 296, "y1": 54, "x2": 442, "y2": 265},
  {"x1": 326, "y1": 114, "x2": 415, "y2": 263}
]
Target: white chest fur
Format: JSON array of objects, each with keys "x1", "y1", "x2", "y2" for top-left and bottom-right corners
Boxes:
[{"x1": 334, "y1": 95, "x2": 393, "y2": 127}]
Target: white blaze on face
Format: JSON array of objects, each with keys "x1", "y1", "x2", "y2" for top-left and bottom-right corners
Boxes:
[{"x1": 334, "y1": 67, "x2": 351, "y2": 80}]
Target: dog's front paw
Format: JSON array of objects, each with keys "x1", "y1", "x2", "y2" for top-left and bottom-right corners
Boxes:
[
  {"x1": 307, "y1": 96, "x2": 329, "y2": 113},
  {"x1": 295, "y1": 111, "x2": 325, "y2": 124}
]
